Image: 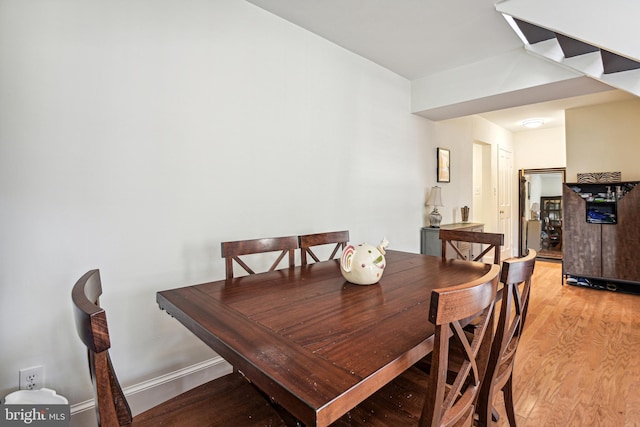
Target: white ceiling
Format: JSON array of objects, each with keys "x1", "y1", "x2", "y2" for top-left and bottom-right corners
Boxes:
[
  {"x1": 478, "y1": 89, "x2": 636, "y2": 132},
  {"x1": 247, "y1": 0, "x2": 522, "y2": 80},
  {"x1": 246, "y1": 0, "x2": 637, "y2": 132}
]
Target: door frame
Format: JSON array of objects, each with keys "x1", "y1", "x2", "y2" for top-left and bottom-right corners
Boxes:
[
  {"x1": 498, "y1": 147, "x2": 513, "y2": 262},
  {"x1": 518, "y1": 167, "x2": 566, "y2": 257}
]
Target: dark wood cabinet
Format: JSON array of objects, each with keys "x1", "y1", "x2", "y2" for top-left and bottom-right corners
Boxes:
[
  {"x1": 563, "y1": 182, "x2": 640, "y2": 284},
  {"x1": 562, "y1": 185, "x2": 602, "y2": 278},
  {"x1": 602, "y1": 184, "x2": 640, "y2": 281}
]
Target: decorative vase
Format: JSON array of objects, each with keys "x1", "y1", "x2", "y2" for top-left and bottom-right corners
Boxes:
[
  {"x1": 461, "y1": 206, "x2": 470, "y2": 222},
  {"x1": 340, "y1": 239, "x2": 389, "y2": 285}
]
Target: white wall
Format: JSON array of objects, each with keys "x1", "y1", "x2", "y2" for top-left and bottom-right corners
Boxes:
[
  {"x1": 435, "y1": 116, "x2": 514, "y2": 234},
  {"x1": 0, "y1": 0, "x2": 436, "y2": 406},
  {"x1": 539, "y1": 174, "x2": 563, "y2": 197},
  {"x1": 566, "y1": 98, "x2": 640, "y2": 182},
  {"x1": 514, "y1": 126, "x2": 566, "y2": 171}
]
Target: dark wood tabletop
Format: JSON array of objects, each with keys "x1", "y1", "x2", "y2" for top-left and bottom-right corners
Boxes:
[{"x1": 157, "y1": 249, "x2": 492, "y2": 426}]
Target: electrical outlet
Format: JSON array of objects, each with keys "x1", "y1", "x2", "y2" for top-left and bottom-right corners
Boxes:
[{"x1": 19, "y1": 366, "x2": 44, "y2": 390}]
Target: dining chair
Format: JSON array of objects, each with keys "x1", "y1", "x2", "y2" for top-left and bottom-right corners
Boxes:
[
  {"x1": 440, "y1": 229, "x2": 504, "y2": 265},
  {"x1": 71, "y1": 269, "x2": 286, "y2": 427},
  {"x1": 541, "y1": 217, "x2": 562, "y2": 250},
  {"x1": 331, "y1": 263, "x2": 500, "y2": 427},
  {"x1": 476, "y1": 249, "x2": 537, "y2": 427},
  {"x1": 299, "y1": 230, "x2": 349, "y2": 266},
  {"x1": 221, "y1": 235, "x2": 299, "y2": 279}
]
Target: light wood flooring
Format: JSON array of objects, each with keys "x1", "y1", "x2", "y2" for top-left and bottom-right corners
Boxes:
[{"x1": 493, "y1": 260, "x2": 640, "y2": 427}]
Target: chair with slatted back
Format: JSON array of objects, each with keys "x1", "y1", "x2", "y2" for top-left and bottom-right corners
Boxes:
[
  {"x1": 299, "y1": 230, "x2": 349, "y2": 266},
  {"x1": 476, "y1": 249, "x2": 536, "y2": 427},
  {"x1": 440, "y1": 229, "x2": 504, "y2": 265},
  {"x1": 72, "y1": 269, "x2": 286, "y2": 427},
  {"x1": 221, "y1": 236, "x2": 299, "y2": 279},
  {"x1": 542, "y1": 217, "x2": 561, "y2": 250},
  {"x1": 332, "y1": 263, "x2": 500, "y2": 427}
]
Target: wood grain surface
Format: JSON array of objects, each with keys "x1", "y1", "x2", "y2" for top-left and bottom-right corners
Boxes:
[
  {"x1": 158, "y1": 250, "x2": 492, "y2": 426},
  {"x1": 494, "y1": 260, "x2": 640, "y2": 426}
]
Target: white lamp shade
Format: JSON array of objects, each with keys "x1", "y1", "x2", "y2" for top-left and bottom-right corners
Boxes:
[
  {"x1": 530, "y1": 202, "x2": 540, "y2": 220},
  {"x1": 427, "y1": 186, "x2": 443, "y2": 206}
]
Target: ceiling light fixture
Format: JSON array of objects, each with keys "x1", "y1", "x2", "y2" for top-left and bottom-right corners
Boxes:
[{"x1": 522, "y1": 118, "x2": 545, "y2": 129}]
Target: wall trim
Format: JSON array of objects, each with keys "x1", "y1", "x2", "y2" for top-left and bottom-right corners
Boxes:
[{"x1": 70, "y1": 357, "x2": 231, "y2": 427}]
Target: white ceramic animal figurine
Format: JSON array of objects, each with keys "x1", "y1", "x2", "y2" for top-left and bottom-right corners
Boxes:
[{"x1": 340, "y1": 238, "x2": 389, "y2": 285}]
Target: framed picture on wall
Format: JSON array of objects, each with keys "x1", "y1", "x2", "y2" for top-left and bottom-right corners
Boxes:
[{"x1": 437, "y1": 148, "x2": 450, "y2": 183}]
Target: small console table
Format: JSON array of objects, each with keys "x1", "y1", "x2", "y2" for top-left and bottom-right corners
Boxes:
[{"x1": 420, "y1": 222, "x2": 484, "y2": 259}]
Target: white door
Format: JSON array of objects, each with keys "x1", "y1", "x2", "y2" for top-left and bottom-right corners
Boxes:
[{"x1": 498, "y1": 147, "x2": 513, "y2": 261}]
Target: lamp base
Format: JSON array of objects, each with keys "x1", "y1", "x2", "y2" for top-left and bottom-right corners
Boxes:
[{"x1": 429, "y1": 208, "x2": 442, "y2": 228}]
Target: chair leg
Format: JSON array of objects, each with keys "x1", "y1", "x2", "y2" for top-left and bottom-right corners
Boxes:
[
  {"x1": 503, "y1": 375, "x2": 517, "y2": 426},
  {"x1": 476, "y1": 383, "x2": 493, "y2": 427}
]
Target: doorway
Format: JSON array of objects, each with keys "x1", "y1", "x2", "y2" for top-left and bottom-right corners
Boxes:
[
  {"x1": 499, "y1": 147, "x2": 513, "y2": 262},
  {"x1": 518, "y1": 168, "x2": 566, "y2": 260}
]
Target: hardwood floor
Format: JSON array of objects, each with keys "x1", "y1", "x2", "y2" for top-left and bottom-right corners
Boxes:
[
  {"x1": 536, "y1": 248, "x2": 562, "y2": 261},
  {"x1": 493, "y1": 260, "x2": 640, "y2": 427}
]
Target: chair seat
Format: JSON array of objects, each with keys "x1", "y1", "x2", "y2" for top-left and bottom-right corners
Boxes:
[
  {"x1": 333, "y1": 366, "x2": 475, "y2": 427},
  {"x1": 332, "y1": 366, "x2": 428, "y2": 426},
  {"x1": 133, "y1": 372, "x2": 286, "y2": 427}
]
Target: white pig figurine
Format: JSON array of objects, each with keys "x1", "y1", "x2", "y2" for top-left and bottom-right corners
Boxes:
[{"x1": 340, "y1": 238, "x2": 389, "y2": 285}]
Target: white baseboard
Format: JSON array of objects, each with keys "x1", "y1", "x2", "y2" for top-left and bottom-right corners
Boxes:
[{"x1": 70, "y1": 357, "x2": 232, "y2": 427}]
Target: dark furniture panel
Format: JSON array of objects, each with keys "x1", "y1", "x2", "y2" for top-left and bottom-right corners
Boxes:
[
  {"x1": 563, "y1": 182, "x2": 640, "y2": 285},
  {"x1": 602, "y1": 184, "x2": 640, "y2": 281},
  {"x1": 562, "y1": 185, "x2": 602, "y2": 278}
]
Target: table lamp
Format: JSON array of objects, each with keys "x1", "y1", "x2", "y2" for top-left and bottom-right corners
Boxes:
[
  {"x1": 530, "y1": 202, "x2": 540, "y2": 220},
  {"x1": 427, "y1": 186, "x2": 443, "y2": 228}
]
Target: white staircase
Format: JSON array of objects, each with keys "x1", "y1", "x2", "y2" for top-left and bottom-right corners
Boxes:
[{"x1": 496, "y1": 1, "x2": 640, "y2": 96}]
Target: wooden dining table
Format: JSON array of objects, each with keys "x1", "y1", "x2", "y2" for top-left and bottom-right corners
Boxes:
[{"x1": 156, "y1": 249, "x2": 492, "y2": 426}]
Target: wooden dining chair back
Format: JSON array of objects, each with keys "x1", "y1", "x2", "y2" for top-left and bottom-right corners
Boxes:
[
  {"x1": 72, "y1": 269, "x2": 132, "y2": 426},
  {"x1": 72, "y1": 269, "x2": 285, "y2": 427},
  {"x1": 221, "y1": 236, "x2": 299, "y2": 279},
  {"x1": 299, "y1": 230, "x2": 349, "y2": 266},
  {"x1": 476, "y1": 249, "x2": 537, "y2": 427},
  {"x1": 440, "y1": 229, "x2": 504, "y2": 265},
  {"x1": 332, "y1": 264, "x2": 500, "y2": 427},
  {"x1": 542, "y1": 217, "x2": 562, "y2": 250},
  {"x1": 421, "y1": 263, "x2": 500, "y2": 427}
]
